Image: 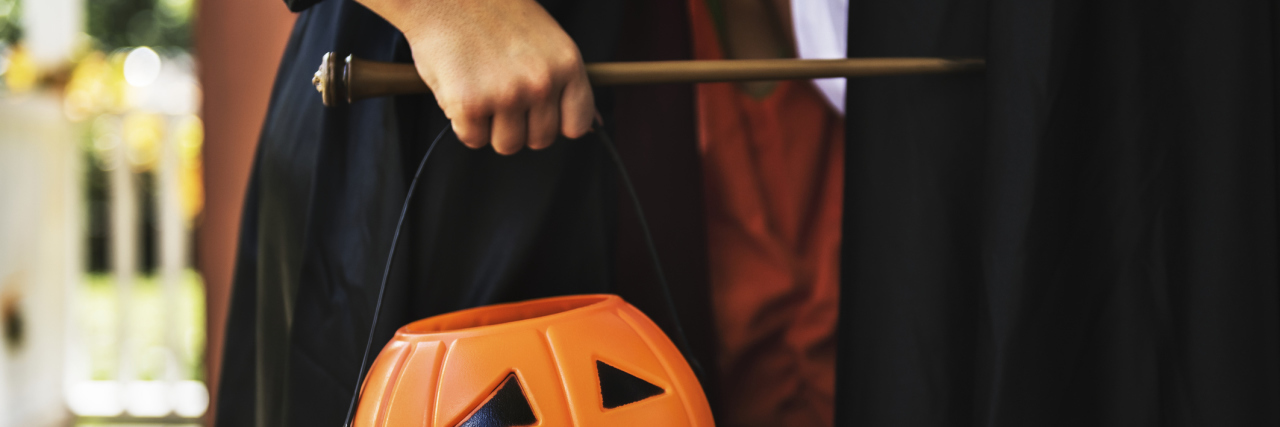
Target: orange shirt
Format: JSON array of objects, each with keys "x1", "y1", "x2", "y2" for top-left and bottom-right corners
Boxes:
[{"x1": 689, "y1": 2, "x2": 845, "y2": 427}]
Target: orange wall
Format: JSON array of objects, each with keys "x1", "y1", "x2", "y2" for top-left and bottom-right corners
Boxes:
[{"x1": 195, "y1": 0, "x2": 294, "y2": 424}]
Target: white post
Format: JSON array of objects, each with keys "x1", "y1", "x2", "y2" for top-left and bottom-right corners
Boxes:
[
  {"x1": 107, "y1": 116, "x2": 137, "y2": 413},
  {"x1": 0, "y1": 95, "x2": 77, "y2": 427},
  {"x1": 17, "y1": 0, "x2": 86, "y2": 424},
  {"x1": 158, "y1": 116, "x2": 185, "y2": 412},
  {"x1": 18, "y1": 0, "x2": 82, "y2": 69}
]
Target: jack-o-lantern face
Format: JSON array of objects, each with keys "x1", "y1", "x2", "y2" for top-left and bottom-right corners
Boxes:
[{"x1": 353, "y1": 295, "x2": 715, "y2": 427}]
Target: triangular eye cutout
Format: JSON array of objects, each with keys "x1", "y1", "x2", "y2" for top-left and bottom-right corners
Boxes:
[
  {"x1": 597, "y1": 360, "x2": 665, "y2": 409},
  {"x1": 457, "y1": 373, "x2": 538, "y2": 427}
]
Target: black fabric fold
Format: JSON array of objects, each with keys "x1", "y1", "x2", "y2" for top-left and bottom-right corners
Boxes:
[
  {"x1": 837, "y1": 0, "x2": 1280, "y2": 425},
  {"x1": 217, "y1": 1, "x2": 715, "y2": 427},
  {"x1": 283, "y1": 0, "x2": 320, "y2": 13}
]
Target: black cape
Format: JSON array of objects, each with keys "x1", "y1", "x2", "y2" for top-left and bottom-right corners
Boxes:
[
  {"x1": 218, "y1": 0, "x2": 1280, "y2": 425},
  {"x1": 838, "y1": 0, "x2": 1280, "y2": 425},
  {"x1": 215, "y1": 0, "x2": 716, "y2": 426}
]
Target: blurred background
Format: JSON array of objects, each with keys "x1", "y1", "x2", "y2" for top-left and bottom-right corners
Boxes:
[{"x1": 0, "y1": 0, "x2": 293, "y2": 425}]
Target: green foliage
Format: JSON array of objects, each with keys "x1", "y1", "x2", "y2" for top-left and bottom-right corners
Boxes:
[
  {"x1": 87, "y1": 0, "x2": 192, "y2": 50},
  {"x1": 0, "y1": 0, "x2": 20, "y2": 45},
  {"x1": 0, "y1": 0, "x2": 194, "y2": 49}
]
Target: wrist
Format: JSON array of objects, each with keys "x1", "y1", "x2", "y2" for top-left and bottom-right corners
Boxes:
[{"x1": 355, "y1": 0, "x2": 438, "y2": 41}]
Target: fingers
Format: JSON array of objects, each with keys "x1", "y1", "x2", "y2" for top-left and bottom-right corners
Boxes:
[
  {"x1": 560, "y1": 72, "x2": 595, "y2": 140},
  {"x1": 402, "y1": 0, "x2": 593, "y2": 153},
  {"x1": 437, "y1": 57, "x2": 591, "y2": 153},
  {"x1": 491, "y1": 109, "x2": 529, "y2": 155},
  {"x1": 527, "y1": 97, "x2": 560, "y2": 150},
  {"x1": 451, "y1": 112, "x2": 492, "y2": 149}
]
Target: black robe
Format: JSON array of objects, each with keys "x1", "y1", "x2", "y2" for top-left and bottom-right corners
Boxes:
[
  {"x1": 215, "y1": 1, "x2": 715, "y2": 426},
  {"x1": 838, "y1": 0, "x2": 1280, "y2": 425},
  {"x1": 219, "y1": 0, "x2": 1280, "y2": 425}
]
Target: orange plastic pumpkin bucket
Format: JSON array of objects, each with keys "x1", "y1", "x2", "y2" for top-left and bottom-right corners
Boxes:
[{"x1": 351, "y1": 294, "x2": 715, "y2": 427}]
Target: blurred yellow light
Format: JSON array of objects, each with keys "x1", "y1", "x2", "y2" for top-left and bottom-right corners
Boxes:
[
  {"x1": 4, "y1": 45, "x2": 38, "y2": 93},
  {"x1": 89, "y1": 115, "x2": 122, "y2": 171},
  {"x1": 63, "y1": 52, "x2": 126, "y2": 121},
  {"x1": 122, "y1": 112, "x2": 163, "y2": 171},
  {"x1": 175, "y1": 115, "x2": 205, "y2": 220}
]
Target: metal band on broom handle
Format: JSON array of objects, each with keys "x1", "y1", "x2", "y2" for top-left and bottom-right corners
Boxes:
[{"x1": 313, "y1": 53, "x2": 985, "y2": 106}]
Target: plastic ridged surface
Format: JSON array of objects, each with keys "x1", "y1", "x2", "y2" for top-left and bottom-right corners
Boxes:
[{"x1": 350, "y1": 295, "x2": 714, "y2": 427}]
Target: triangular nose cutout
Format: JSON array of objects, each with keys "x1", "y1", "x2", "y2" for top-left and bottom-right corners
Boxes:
[
  {"x1": 597, "y1": 360, "x2": 665, "y2": 409},
  {"x1": 457, "y1": 373, "x2": 538, "y2": 427}
]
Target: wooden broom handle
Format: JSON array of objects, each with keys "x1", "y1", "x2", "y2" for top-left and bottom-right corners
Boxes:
[{"x1": 313, "y1": 52, "x2": 984, "y2": 107}]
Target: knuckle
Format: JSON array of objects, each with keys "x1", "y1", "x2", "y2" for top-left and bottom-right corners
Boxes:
[
  {"x1": 457, "y1": 98, "x2": 491, "y2": 118},
  {"x1": 554, "y1": 46, "x2": 583, "y2": 69},
  {"x1": 495, "y1": 80, "x2": 526, "y2": 108},
  {"x1": 441, "y1": 95, "x2": 487, "y2": 120},
  {"x1": 525, "y1": 72, "x2": 553, "y2": 100},
  {"x1": 435, "y1": 87, "x2": 464, "y2": 109}
]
